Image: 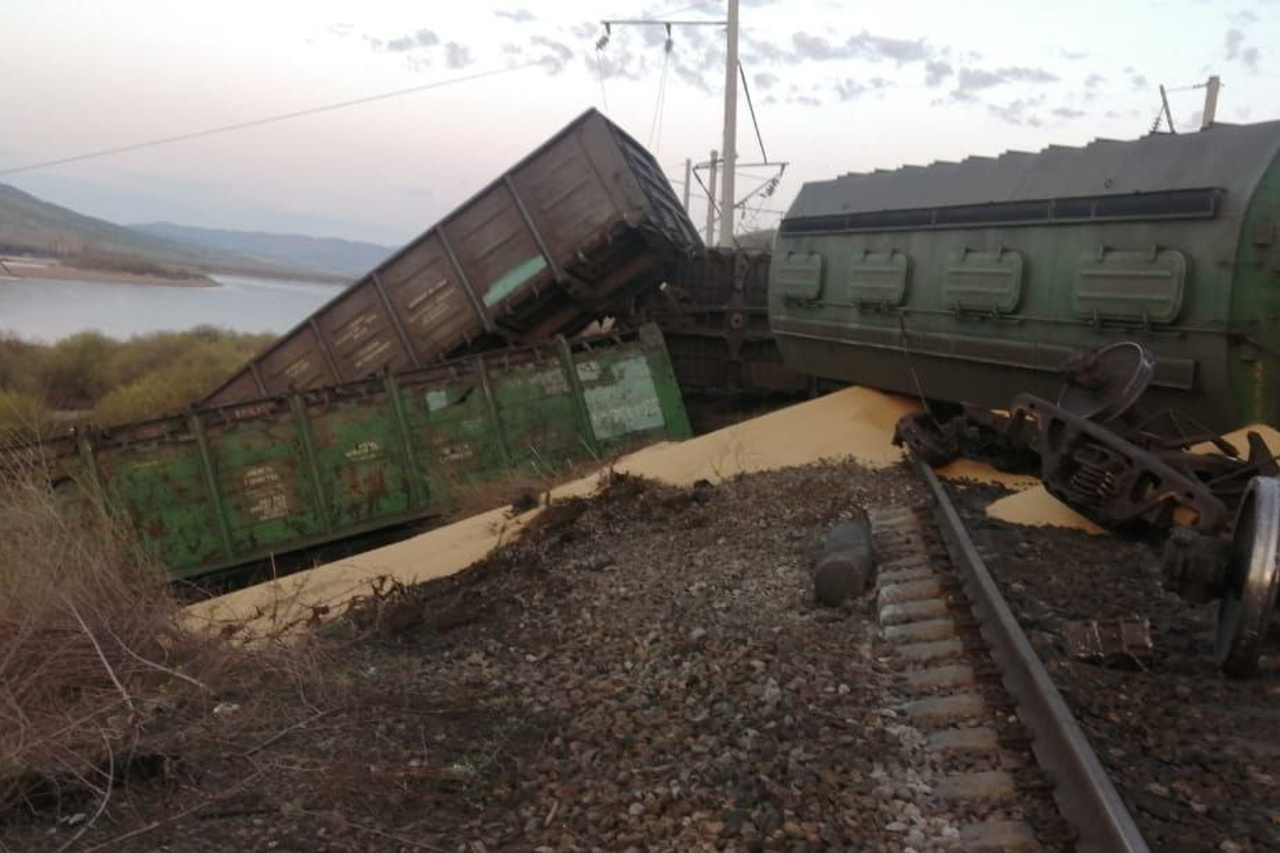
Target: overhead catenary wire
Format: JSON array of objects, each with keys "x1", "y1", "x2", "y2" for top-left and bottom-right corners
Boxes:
[
  {"x1": 653, "y1": 57, "x2": 670, "y2": 152},
  {"x1": 691, "y1": 167, "x2": 722, "y2": 236},
  {"x1": 594, "y1": 49, "x2": 611, "y2": 114},
  {"x1": 648, "y1": 36, "x2": 673, "y2": 153},
  {"x1": 649, "y1": 1, "x2": 721, "y2": 18},
  {"x1": 737, "y1": 61, "x2": 768, "y2": 163},
  {"x1": 0, "y1": 62, "x2": 538, "y2": 178}
]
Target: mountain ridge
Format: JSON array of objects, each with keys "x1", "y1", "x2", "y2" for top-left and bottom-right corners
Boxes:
[
  {"x1": 130, "y1": 222, "x2": 394, "y2": 280},
  {"x1": 0, "y1": 182, "x2": 394, "y2": 281}
]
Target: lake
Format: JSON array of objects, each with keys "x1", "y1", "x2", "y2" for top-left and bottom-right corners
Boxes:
[{"x1": 0, "y1": 274, "x2": 345, "y2": 342}]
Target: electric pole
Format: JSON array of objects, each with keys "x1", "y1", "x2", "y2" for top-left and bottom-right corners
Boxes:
[
  {"x1": 598, "y1": 5, "x2": 744, "y2": 246},
  {"x1": 682, "y1": 158, "x2": 692, "y2": 212},
  {"x1": 718, "y1": 0, "x2": 739, "y2": 248},
  {"x1": 1201, "y1": 75, "x2": 1220, "y2": 129}
]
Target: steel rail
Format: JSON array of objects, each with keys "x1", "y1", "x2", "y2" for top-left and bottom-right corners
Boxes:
[{"x1": 909, "y1": 453, "x2": 1149, "y2": 852}]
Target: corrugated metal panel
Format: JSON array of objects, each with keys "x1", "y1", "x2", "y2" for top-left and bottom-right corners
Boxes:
[
  {"x1": 787, "y1": 121, "x2": 1280, "y2": 222},
  {"x1": 202, "y1": 110, "x2": 701, "y2": 407},
  {"x1": 378, "y1": 233, "x2": 488, "y2": 354},
  {"x1": 312, "y1": 281, "x2": 415, "y2": 379}
]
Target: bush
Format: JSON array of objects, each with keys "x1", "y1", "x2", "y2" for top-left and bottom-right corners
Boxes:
[
  {"x1": 64, "y1": 251, "x2": 201, "y2": 280},
  {"x1": 92, "y1": 343, "x2": 259, "y2": 425},
  {"x1": 0, "y1": 327, "x2": 275, "y2": 433},
  {"x1": 0, "y1": 389, "x2": 51, "y2": 447},
  {"x1": 0, "y1": 475, "x2": 204, "y2": 815},
  {"x1": 38, "y1": 332, "x2": 116, "y2": 410},
  {"x1": 0, "y1": 473, "x2": 328, "y2": 827}
]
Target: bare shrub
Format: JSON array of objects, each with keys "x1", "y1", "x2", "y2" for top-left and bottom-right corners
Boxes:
[{"x1": 0, "y1": 473, "x2": 320, "y2": 824}]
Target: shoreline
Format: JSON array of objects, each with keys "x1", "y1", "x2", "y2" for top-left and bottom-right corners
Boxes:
[{"x1": 0, "y1": 256, "x2": 218, "y2": 288}]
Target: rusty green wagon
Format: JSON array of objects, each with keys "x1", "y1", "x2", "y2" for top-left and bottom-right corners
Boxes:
[{"x1": 2, "y1": 326, "x2": 690, "y2": 581}]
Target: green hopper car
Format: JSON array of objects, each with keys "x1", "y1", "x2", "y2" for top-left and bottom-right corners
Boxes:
[
  {"x1": 2, "y1": 326, "x2": 690, "y2": 581},
  {"x1": 770, "y1": 120, "x2": 1280, "y2": 430}
]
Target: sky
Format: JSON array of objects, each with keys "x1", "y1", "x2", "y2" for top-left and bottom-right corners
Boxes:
[{"x1": 0, "y1": 0, "x2": 1276, "y2": 247}]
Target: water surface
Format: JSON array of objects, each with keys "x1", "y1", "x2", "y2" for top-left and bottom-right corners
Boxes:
[{"x1": 0, "y1": 274, "x2": 344, "y2": 342}]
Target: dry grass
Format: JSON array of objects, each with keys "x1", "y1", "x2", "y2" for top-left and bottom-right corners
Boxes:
[{"x1": 0, "y1": 473, "x2": 327, "y2": 836}]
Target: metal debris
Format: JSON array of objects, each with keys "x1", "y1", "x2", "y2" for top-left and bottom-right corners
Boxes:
[{"x1": 1061, "y1": 618, "x2": 1154, "y2": 668}]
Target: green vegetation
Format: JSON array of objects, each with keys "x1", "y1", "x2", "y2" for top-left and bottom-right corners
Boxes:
[
  {"x1": 0, "y1": 327, "x2": 274, "y2": 444},
  {"x1": 63, "y1": 249, "x2": 205, "y2": 281}
]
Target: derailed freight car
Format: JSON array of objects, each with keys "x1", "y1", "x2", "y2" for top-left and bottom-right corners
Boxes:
[
  {"x1": 4, "y1": 327, "x2": 690, "y2": 581},
  {"x1": 203, "y1": 109, "x2": 701, "y2": 407},
  {"x1": 769, "y1": 120, "x2": 1280, "y2": 430},
  {"x1": 633, "y1": 248, "x2": 811, "y2": 395}
]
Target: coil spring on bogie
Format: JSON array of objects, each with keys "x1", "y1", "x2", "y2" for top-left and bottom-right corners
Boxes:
[{"x1": 1068, "y1": 443, "x2": 1123, "y2": 504}]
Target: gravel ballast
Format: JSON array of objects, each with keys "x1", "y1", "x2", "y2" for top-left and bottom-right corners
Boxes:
[{"x1": 9, "y1": 462, "x2": 1023, "y2": 852}]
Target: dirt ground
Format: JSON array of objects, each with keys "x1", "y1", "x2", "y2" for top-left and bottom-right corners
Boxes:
[
  {"x1": 4, "y1": 462, "x2": 958, "y2": 853},
  {"x1": 948, "y1": 481, "x2": 1280, "y2": 853}
]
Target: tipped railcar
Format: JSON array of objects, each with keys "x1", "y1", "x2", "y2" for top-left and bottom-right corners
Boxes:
[
  {"x1": 203, "y1": 109, "x2": 701, "y2": 407},
  {"x1": 769, "y1": 120, "x2": 1280, "y2": 430}
]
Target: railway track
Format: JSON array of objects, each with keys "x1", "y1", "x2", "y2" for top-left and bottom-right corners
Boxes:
[{"x1": 873, "y1": 454, "x2": 1150, "y2": 851}]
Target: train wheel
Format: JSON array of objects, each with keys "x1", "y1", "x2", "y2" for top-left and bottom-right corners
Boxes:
[
  {"x1": 893, "y1": 413, "x2": 958, "y2": 467},
  {"x1": 1057, "y1": 341, "x2": 1155, "y2": 424},
  {"x1": 1216, "y1": 476, "x2": 1280, "y2": 677}
]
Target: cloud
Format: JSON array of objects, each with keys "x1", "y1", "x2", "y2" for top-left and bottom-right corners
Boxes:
[
  {"x1": 925, "y1": 60, "x2": 953, "y2": 87},
  {"x1": 833, "y1": 76, "x2": 893, "y2": 101},
  {"x1": 495, "y1": 8, "x2": 536, "y2": 23},
  {"x1": 444, "y1": 42, "x2": 473, "y2": 69},
  {"x1": 1226, "y1": 27, "x2": 1246, "y2": 58},
  {"x1": 987, "y1": 96, "x2": 1047, "y2": 127},
  {"x1": 753, "y1": 71, "x2": 779, "y2": 90},
  {"x1": 1129, "y1": 72, "x2": 1149, "y2": 91},
  {"x1": 954, "y1": 65, "x2": 1058, "y2": 95},
  {"x1": 849, "y1": 32, "x2": 929, "y2": 64},
  {"x1": 532, "y1": 35, "x2": 573, "y2": 74},
  {"x1": 1052, "y1": 106, "x2": 1087, "y2": 119},
  {"x1": 1226, "y1": 27, "x2": 1260, "y2": 72},
  {"x1": 582, "y1": 22, "x2": 723, "y2": 91},
  {"x1": 743, "y1": 29, "x2": 932, "y2": 66},
  {"x1": 1059, "y1": 49, "x2": 1088, "y2": 60},
  {"x1": 384, "y1": 28, "x2": 439, "y2": 52},
  {"x1": 1085, "y1": 73, "x2": 1105, "y2": 89}
]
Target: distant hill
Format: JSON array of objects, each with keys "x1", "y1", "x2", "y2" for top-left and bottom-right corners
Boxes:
[
  {"x1": 0, "y1": 182, "x2": 213, "y2": 267},
  {"x1": 131, "y1": 222, "x2": 394, "y2": 280},
  {"x1": 0, "y1": 182, "x2": 388, "y2": 281}
]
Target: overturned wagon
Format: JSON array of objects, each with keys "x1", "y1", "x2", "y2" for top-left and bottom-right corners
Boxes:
[
  {"x1": 5, "y1": 327, "x2": 690, "y2": 581},
  {"x1": 204, "y1": 109, "x2": 701, "y2": 407},
  {"x1": 770, "y1": 119, "x2": 1280, "y2": 431}
]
